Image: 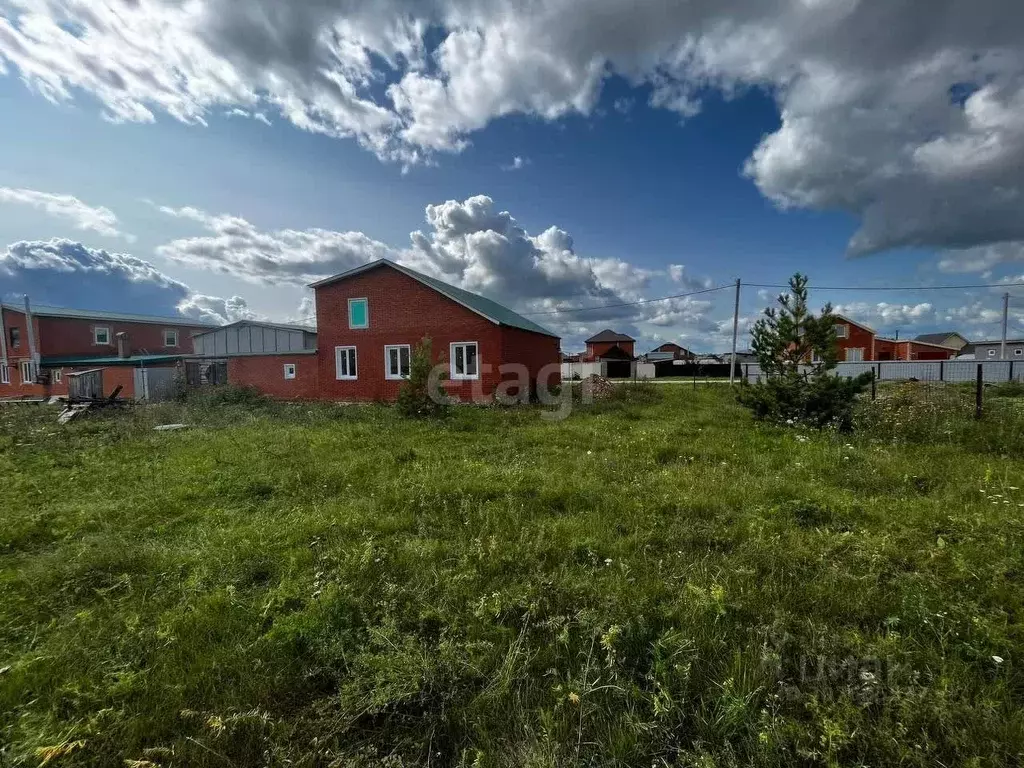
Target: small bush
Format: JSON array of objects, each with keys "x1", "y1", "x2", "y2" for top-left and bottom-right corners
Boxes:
[
  {"x1": 396, "y1": 338, "x2": 448, "y2": 418},
  {"x1": 192, "y1": 384, "x2": 271, "y2": 408}
]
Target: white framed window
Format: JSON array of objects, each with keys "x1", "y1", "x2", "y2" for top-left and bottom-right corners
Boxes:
[
  {"x1": 450, "y1": 341, "x2": 479, "y2": 380},
  {"x1": 845, "y1": 348, "x2": 864, "y2": 362},
  {"x1": 384, "y1": 344, "x2": 411, "y2": 380},
  {"x1": 1015, "y1": 348, "x2": 1023, "y2": 357},
  {"x1": 52, "y1": 369, "x2": 62, "y2": 384},
  {"x1": 20, "y1": 360, "x2": 35, "y2": 384},
  {"x1": 810, "y1": 351, "x2": 822, "y2": 364},
  {"x1": 834, "y1": 323, "x2": 849, "y2": 339},
  {"x1": 348, "y1": 298, "x2": 369, "y2": 329},
  {"x1": 988, "y1": 349, "x2": 997, "y2": 357},
  {"x1": 283, "y1": 363, "x2": 296, "y2": 380},
  {"x1": 1, "y1": 363, "x2": 9, "y2": 385},
  {"x1": 93, "y1": 326, "x2": 111, "y2": 345},
  {"x1": 163, "y1": 329, "x2": 179, "y2": 347},
  {"x1": 335, "y1": 346, "x2": 358, "y2": 379}
]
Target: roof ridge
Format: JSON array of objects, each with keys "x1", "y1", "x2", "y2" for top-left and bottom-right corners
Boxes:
[{"x1": 309, "y1": 259, "x2": 559, "y2": 338}]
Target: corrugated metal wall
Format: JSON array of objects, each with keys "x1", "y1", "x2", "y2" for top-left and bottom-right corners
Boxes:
[{"x1": 194, "y1": 325, "x2": 310, "y2": 356}]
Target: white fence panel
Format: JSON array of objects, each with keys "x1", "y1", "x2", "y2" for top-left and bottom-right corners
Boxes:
[{"x1": 743, "y1": 360, "x2": 1024, "y2": 384}]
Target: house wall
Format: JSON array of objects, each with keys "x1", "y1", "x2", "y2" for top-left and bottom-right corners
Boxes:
[
  {"x1": 874, "y1": 338, "x2": 897, "y2": 361},
  {"x1": 973, "y1": 342, "x2": 1024, "y2": 360},
  {"x1": 900, "y1": 341, "x2": 958, "y2": 361},
  {"x1": 314, "y1": 266, "x2": 507, "y2": 402},
  {"x1": 228, "y1": 353, "x2": 319, "y2": 399},
  {"x1": 498, "y1": 325, "x2": 561, "y2": 395},
  {"x1": 35, "y1": 315, "x2": 207, "y2": 357},
  {"x1": 585, "y1": 340, "x2": 635, "y2": 360},
  {"x1": 833, "y1": 320, "x2": 875, "y2": 361}
]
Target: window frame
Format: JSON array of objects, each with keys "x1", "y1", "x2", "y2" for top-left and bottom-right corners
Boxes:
[
  {"x1": 93, "y1": 326, "x2": 112, "y2": 345},
  {"x1": 52, "y1": 368, "x2": 62, "y2": 384},
  {"x1": 834, "y1": 323, "x2": 849, "y2": 339},
  {"x1": 283, "y1": 363, "x2": 297, "y2": 380},
  {"x1": 335, "y1": 345, "x2": 358, "y2": 380},
  {"x1": 9, "y1": 327, "x2": 20, "y2": 349},
  {"x1": 844, "y1": 348, "x2": 865, "y2": 362},
  {"x1": 384, "y1": 344, "x2": 412, "y2": 380},
  {"x1": 988, "y1": 349, "x2": 997, "y2": 357},
  {"x1": 1015, "y1": 348, "x2": 1023, "y2": 357},
  {"x1": 163, "y1": 328, "x2": 179, "y2": 347},
  {"x1": 0, "y1": 363, "x2": 9, "y2": 385},
  {"x1": 450, "y1": 341, "x2": 480, "y2": 380},
  {"x1": 19, "y1": 360, "x2": 35, "y2": 384},
  {"x1": 348, "y1": 297, "x2": 369, "y2": 329}
]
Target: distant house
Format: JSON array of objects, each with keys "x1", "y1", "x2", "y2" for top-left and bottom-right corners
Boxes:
[
  {"x1": 583, "y1": 329, "x2": 636, "y2": 378},
  {"x1": 972, "y1": 339, "x2": 1024, "y2": 361},
  {"x1": 828, "y1": 315, "x2": 959, "y2": 362},
  {"x1": 0, "y1": 301, "x2": 215, "y2": 400},
  {"x1": 643, "y1": 341, "x2": 694, "y2": 362},
  {"x1": 914, "y1": 331, "x2": 972, "y2": 354}
]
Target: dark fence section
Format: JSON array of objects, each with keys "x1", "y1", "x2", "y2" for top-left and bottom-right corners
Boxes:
[{"x1": 654, "y1": 362, "x2": 741, "y2": 379}]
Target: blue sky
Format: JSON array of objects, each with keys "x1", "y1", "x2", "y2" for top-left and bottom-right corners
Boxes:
[{"x1": 1, "y1": 0, "x2": 1023, "y2": 351}]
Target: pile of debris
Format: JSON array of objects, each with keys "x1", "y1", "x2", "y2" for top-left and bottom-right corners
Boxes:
[
  {"x1": 579, "y1": 374, "x2": 616, "y2": 401},
  {"x1": 57, "y1": 385, "x2": 128, "y2": 424}
]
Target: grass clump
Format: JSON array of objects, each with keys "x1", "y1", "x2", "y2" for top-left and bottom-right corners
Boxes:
[{"x1": 2, "y1": 387, "x2": 1024, "y2": 766}]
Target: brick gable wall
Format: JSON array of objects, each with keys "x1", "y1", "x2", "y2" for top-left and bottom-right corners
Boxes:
[{"x1": 314, "y1": 266, "x2": 505, "y2": 402}]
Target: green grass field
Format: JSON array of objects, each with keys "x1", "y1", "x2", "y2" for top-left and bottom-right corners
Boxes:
[{"x1": 2, "y1": 387, "x2": 1023, "y2": 766}]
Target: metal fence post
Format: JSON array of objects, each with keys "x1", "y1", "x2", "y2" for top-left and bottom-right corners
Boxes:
[
  {"x1": 976, "y1": 363, "x2": 984, "y2": 420},
  {"x1": 939, "y1": 360, "x2": 944, "y2": 381},
  {"x1": 871, "y1": 370, "x2": 877, "y2": 401}
]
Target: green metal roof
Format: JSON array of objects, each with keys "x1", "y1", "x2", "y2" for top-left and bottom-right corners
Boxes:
[
  {"x1": 1, "y1": 303, "x2": 218, "y2": 327},
  {"x1": 309, "y1": 259, "x2": 559, "y2": 339},
  {"x1": 41, "y1": 354, "x2": 188, "y2": 367}
]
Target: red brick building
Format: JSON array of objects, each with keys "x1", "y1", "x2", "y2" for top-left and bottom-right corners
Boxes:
[
  {"x1": 0, "y1": 301, "x2": 214, "y2": 399},
  {"x1": 830, "y1": 315, "x2": 958, "y2": 362},
  {"x1": 583, "y1": 330, "x2": 636, "y2": 362},
  {"x1": 309, "y1": 259, "x2": 560, "y2": 402}
]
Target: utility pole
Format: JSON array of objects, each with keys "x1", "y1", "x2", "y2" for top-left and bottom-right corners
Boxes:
[
  {"x1": 23, "y1": 295, "x2": 39, "y2": 380},
  {"x1": 1001, "y1": 292, "x2": 1009, "y2": 360},
  {"x1": 729, "y1": 278, "x2": 741, "y2": 385}
]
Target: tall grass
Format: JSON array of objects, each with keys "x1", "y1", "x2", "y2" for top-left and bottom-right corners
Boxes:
[{"x1": 1, "y1": 387, "x2": 1023, "y2": 766}]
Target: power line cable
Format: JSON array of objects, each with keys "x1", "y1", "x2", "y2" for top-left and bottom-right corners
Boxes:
[
  {"x1": 522, "y1": 283, "x2": 733, "y2": 316},
  {"x1": 747, "y1": 281, "x2": 1024, "y2": 291}
]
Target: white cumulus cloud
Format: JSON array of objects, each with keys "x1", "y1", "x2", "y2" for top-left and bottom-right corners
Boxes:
[
  {"x1": 0, "y1": 186, "x2": 133, "y2": 241},
  {"x1": 2, "y1": 0, "x2": 1023, "y2": 258}
]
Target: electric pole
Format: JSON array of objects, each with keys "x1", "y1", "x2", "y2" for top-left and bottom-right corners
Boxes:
[
  {"x1": 1001, "y1": 292, "x2": 1009, "y2": 360},
  {"x1": 729, "y1": 278, "x2": 741, "y2": 385}
]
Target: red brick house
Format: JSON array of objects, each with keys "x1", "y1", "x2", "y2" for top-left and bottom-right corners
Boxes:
[
  {"x1": 828, "y1": 315, "x2": 958, "y2": 362},
  {"x1": 583, "y1": 330, "x2": 635, "y2": 361},
  {"x1": 0, "y1": 300, "x2": 215, "y2": 399},
  {"x1": 308, "y1": 259, "x2": 560, "y2": 402},
  {"x1": 644, "y1": 341, "x2": 694, "y2": 362}
]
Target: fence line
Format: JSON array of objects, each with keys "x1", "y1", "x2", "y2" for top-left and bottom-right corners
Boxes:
[{"x1": 742, "y1": 360, "x2": 1023, "y2": 385}]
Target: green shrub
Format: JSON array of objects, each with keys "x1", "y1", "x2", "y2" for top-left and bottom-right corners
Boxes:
[
  {"x1": 738, "y1": 273, "x2": 870, "y2": 430},
  {"x1": 396, "y1": 337, "x2": 448, "y2": 418}
]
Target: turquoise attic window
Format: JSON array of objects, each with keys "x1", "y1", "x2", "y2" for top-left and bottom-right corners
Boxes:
[{"x1": 348, "y1": 298, "x2": 368, "y2": 329}]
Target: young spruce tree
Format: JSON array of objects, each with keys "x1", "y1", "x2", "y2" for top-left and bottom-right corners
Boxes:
[
  {"x1": 738, "y1": 273, "x2": 871, "y2": 430},
  {"x1": 397, "y1": 337, "x2": 449, "y2": 418}
]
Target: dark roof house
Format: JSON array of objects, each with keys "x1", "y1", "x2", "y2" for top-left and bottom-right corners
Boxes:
[{"x1": 585, "y1": 329, "x2": 636, "y2": 344}]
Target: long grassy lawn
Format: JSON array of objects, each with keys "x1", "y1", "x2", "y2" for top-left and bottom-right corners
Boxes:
[{"x1": 2, "y1": 387, "x2": 1023, "y2": 766}]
